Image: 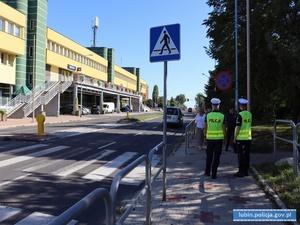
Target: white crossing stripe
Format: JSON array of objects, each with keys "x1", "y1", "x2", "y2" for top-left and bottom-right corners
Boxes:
[
  {"x1": 51, "y1": 127, "x2": 100, "y2": 138},
  {"x1": 0, "y1": 174, "x2": 29, "y2": 187},
  {"x1": 15, "y1": 212, "x2": 77, "y2": 225},
  {"x1": 83, "y1": 152, "x2": 137, "y2": 181},
  {"x1": 0, "y1": 146, "x2": 69, "y2": 168},
  {"x1": 22, "y1": 147, "x2": 92, "y2": 173},
  {"x1": 0, "y1": 144, "x2": 48, "y2": 158},
  {"x1": 0, "y1": 205, "x2": 22, "y2": 222},
  {"x1": 120, "y1": 154, "x2": 161, "y2": 186},
  {"x1": 52, "y1": 149, "x2": 115, "y2": 177}
]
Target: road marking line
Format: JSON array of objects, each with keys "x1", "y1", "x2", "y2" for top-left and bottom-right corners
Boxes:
[
  {"x1": 0, "y1": 205, "x2": 22, "y2": 222},
  {"x1": 52, "y1": 150, "x2": 115, "y2": 177},
  {"x1": 15, "y1": 212, "x2": 77, "y2": 225},
  {"x1": 97, "y1": 142, "x2": 116, "y2": 149},
  {"x1": 0, "y1": 144, "x2": 48, "y2": 158},
  {"x1": 0, "y1": 146, "x2": 69, "y2": 168},
  {"x1": 83, "y1": 152, "x2": 137, "y2": 182},
  {"x1": 120, "y1": 154, "x2": 161, "y2": 186}
]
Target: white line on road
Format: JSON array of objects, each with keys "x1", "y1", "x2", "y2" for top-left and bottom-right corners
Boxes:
[
  {"x1": 0, "y1": 146, "x2": 69, "y2": 168},
  {"x1": 83, "y1": 152, "x2": 137, "y2": 182}
]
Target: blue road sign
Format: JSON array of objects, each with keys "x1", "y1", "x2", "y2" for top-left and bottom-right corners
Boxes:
[
  {"x1": 215, "y1": 71, "x2": 232, "y2": 90},
  {"x1": 150, "y1": 24, "x2": 180, "y2": 63}
]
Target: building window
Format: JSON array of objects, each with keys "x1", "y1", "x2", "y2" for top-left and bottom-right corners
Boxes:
[
  {"x1": 28, "y1": 74, "x2": 33, "y2": 85},
  {"x1": 7, "y1": 54, "x2": 13, "y2": 66},
  {"x1": 30, "y1": 20, "x2": 34, "y2": 30},
  {"x1": 14, "y1": 25, "x2": 20, "y2": 37},
  {"x1": 7, "y1": 22, "x2": 13, "y2": 34},
  {"x1": 0, "y1": 18, "x2": 3, "y2": 31},
  {"x1": 0, "y1": 53, "x2": 4, "y2": 64},
  {"x1": 29, "y1": 46, "x2": 33, "y2": 57}
]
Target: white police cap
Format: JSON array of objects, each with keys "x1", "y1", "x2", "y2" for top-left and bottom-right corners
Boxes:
[
  {"x1": 211, "y1": 98, "x2": 221, "y2": 105},
  {"x1": 238, "y1": 98, "x2": 248, "y2": 105}
]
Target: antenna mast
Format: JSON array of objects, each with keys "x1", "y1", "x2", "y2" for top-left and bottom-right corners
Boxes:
[{"x1": 92, "y1": 17, "x2": 99, "y2": 47}]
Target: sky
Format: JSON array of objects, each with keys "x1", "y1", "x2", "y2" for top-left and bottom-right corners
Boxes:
[{"x1": 47, "y1": 1, "x2": 215, "y2": 108}]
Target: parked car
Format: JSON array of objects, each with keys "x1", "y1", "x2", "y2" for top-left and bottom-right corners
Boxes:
[
  {"x1": 188, "y1": 107, "x2": 193, "y2": 112},
  {"x1": 163, "y1": 106, "x2": 184, "y2": 127},
  {"x1": 102, "y1": 102, "x2": 115, "y2": 114},
  {"x1": 80, "y1": 105, "x2": 90, "y2": 115},
  {"x1": 91, "y1": 105, "x2": 101, "y2": 114},
  {"x1": 60, "y1": 104, "x2": 90, "y2": 115}
]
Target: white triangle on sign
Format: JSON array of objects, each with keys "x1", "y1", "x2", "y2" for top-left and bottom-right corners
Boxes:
[{"x1": 151, "y1": 27, "x2": 179, "y2": 57}]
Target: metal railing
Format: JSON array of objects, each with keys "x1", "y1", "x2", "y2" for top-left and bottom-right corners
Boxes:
[
  {"x1": 110, "y1": 155, "x2": 151, "y2": 225},
  {"x1": 23, "y1": 81, "x2": 60, "y2": 117},
  {"x1": 3, "y1": 81, "x2": 56, "y2": 117},
  {"x1": 50, "y1": 142, "x2": 165, "y2": 225},
  {"x1": 274, "y1": 119, "x2": 300, "y2": 176},
  {"x1": 49, "y1": 188, "x2": 113, "y2": 225},
  {"x1": 185, "y1": 119, "x2": 196, "y2": 154}
]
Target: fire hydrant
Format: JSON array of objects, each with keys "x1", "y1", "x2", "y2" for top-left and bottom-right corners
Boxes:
[{"x1": 36, "y1": 113, "x2": 45, "y2": 136}]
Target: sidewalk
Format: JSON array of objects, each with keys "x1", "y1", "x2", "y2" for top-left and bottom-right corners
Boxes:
[{"x1": 124, "y1": 139, "x2": 294, "y2": 225}]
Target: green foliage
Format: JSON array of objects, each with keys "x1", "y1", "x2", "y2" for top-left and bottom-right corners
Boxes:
[
  {"x1": 117, "y1": 113, "x2": 162, "y2": 123},
  {"x1": 0, "y1": 110, "x2": 7, "y2": 115},
  {"x1": 203, "y1": 0, "x2": 300, "y2": 121},
  {"x1": 152, "y1": 85, "x2": 159, "y2": 106},
  {"x1": 255, "y1": 162, "x2": 300, "y2": 222}
]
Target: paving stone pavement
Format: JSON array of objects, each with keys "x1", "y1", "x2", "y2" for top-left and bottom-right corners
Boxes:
[{"x1": 123, "y1": 140, "x2": 296, "y2": 225}]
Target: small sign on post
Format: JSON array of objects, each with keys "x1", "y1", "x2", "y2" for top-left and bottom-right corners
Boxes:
[{"x1": 215, "y1": 71, "x2": 232, "y2": 90}]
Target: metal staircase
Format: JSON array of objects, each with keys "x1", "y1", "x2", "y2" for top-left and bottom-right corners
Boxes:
[{"x1": 3, "y1": 80, "x2": 72, "y2": 118}]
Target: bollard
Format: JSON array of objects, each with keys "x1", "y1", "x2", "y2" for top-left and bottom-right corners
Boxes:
[
  {"x1": 126, "y1": 111, "x2": 129, "y2": 119},
  {"x1": 36, "y1": 113, "x2": 45, "y2": 136}
]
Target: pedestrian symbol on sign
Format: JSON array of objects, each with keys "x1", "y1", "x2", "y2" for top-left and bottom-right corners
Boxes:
[
  {"x1": 159, "y1": 31, "x2": 171, "y2": 54},
  {"x1": 150, "y1": 27, "x2": 179, "y2": 58}
]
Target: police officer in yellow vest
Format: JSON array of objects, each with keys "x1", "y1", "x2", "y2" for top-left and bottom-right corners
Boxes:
[
  {"x1": 233, "y1": 98, "x2": 252, "y2": 177},
  {"x1": 204, "y1": 98, "x2": 227, "y2": 179}
]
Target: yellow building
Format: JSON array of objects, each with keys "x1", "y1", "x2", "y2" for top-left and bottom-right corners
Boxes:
[{"x1": 0, "y1": 0, "x2": 148, "y2": 118}]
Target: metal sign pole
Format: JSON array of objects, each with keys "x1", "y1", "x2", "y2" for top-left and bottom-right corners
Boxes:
[{"x1": 162, "y1": 60, "x2": 167, "y2": 201}]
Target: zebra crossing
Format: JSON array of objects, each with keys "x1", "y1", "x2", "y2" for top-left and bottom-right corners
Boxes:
[
  {"x1": 49, "y1": 123, "x2": 125, "y2": 139},
  {"x1": 0, "y1": 142, "x2": 161, "y2": 224}
]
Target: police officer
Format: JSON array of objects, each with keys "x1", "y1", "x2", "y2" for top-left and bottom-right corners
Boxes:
[
  {"x1": 233, "y1": 98, "x2": 252, "y2": 177},
  {"x1": 204, "y1": 98, "x2": 227, "y2": 179}
]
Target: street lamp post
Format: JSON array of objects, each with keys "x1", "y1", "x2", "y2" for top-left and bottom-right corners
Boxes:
[
  {"x1": 78, "y1": 54, "x2": 93, "y2": 117},
  {"x1": 80, "y1": 73, "x2": 83, "y2": 117},
  {"x1": 202, "y1": 73, "x2": 216, "y2": 92}
]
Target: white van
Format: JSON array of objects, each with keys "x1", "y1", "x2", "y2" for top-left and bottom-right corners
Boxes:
[{"x1": 103, "y1": 102, "x2": 115, "y2": 113}]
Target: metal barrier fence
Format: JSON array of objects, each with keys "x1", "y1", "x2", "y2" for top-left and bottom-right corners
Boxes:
[
  {"x1": 51, "y1": 142, "x2": 165, "y2": 225},
  {"x1": 185, "y1": 119, "x2": 196, "y2": 154},
  {"x1": 49, "y1": 188, "x2": 113, "y2": 225},
  {"x1": 273, "y1": 119, "x2": 300, "y2": 176}
]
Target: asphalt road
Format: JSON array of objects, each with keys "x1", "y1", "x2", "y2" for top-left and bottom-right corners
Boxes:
[{"x1": 0, "y1": 112, "x2": 194, "y2": 224}]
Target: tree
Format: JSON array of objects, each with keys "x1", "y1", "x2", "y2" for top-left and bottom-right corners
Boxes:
[
  {"x1": 145, "y1": 99, "x2": 153, "y2": 108},
  {"x1": 169, "y1": 97, "x2": 176, "y2": 106},
  {"x1": 152, "y1": 85, "x2": 159, "y2": 108},
  {"x1": 175, "y1": 94, "x2": 186, "y2": 106},
  {"x1": 195, "y1": 93, "x2": 206, "y2": 110},
  {"x1": 203, "y1": 0, "x2": 300, "y2": 121}
]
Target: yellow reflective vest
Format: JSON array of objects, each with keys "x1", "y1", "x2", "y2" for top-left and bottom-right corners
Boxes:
[
  {"x1": 236, "y1": 111, "x2": 252, "y2": 140},
  {"x1": 206, "y1": 112, "x2": 225, "y2": 140}
]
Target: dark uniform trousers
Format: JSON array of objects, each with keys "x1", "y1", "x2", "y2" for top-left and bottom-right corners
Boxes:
[
  {"x1": 205, "y1": 139, "x2": 223, "y2": 176},
  {"x1": 236, "y1": 140, "x2": 252, "y2": 174}
]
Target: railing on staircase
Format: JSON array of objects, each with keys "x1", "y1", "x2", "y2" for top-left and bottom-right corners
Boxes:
[
  {"x1": 23, "y1": 81, "x2": 72, "y2": 118},
  {"x1": 2, "y1": 78, "x2": 73, "y2": 118}
]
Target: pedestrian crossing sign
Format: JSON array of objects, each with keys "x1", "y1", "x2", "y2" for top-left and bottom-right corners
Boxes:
[{"x1": 150, "y1": 24, "x2": 181, "y2": 62}]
